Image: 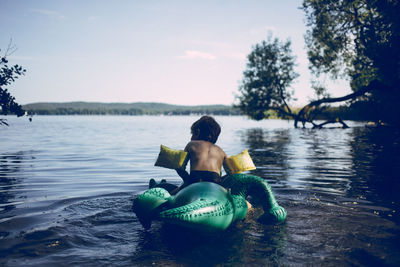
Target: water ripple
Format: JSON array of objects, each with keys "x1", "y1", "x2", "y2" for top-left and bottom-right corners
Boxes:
[{"x1": 1, "y1": 116, "x2": 399, "y2": 266}]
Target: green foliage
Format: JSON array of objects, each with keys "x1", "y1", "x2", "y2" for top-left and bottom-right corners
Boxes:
[
  {"x1": 236, "y1": 36, "x2": 299, "y2": 120},
  {"x1": 0, "y1": 47, "x2": 26, "y2": 125},
  {"x1": 23, "y1": 102, "x2": 241, "y2": 116},
  {"x1": 302, "y1": 0, "x2": 400, "y2": 126}
]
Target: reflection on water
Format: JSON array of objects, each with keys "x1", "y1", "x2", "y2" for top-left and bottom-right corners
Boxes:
[
  {"x1": 242, "y1": 128, "x2": 292, "y2": 184},
  {"x1": 0, "y1": 153, "x2": 25, "y2": 215},
  {"x1": 239, "y1": 125, "x2": 400, "y2": 265},
  {"x1": 130, "y1": 210, "x2": 289, "y2": 266},
  {"x1": 349, "y1": 127, "x2": 400, "y2": 208},
  {"x1": 0, "y1": 116, "x2": 399, "y2": 266}
]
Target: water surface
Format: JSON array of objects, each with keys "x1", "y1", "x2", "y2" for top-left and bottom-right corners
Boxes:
[{"x1": 1, "y1": 116, "x2": 399, "y2": 266}]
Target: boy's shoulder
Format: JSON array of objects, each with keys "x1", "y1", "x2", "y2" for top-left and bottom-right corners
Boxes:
[
  {"x1": 185, "y1": 140, "x2": 219, "y2": 149},
  {"x1": 186, "y1": 140, "x2": 207, "y2": 148},
  {"x1": 186, "y1": 140, "x2": 225, "y2": 154}
]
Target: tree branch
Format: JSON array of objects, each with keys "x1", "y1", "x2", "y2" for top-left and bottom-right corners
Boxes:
[
  {"x1": 294, "y1": 80, "x2": 378, "y2": 128},
  {"x1": 313, "y1": 118, "x2": 349, "y2": 129}
]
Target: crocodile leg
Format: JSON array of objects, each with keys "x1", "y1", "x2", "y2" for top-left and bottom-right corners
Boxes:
[{"x1": 132, "y1": 187, "x2": 172, "y2": 229}]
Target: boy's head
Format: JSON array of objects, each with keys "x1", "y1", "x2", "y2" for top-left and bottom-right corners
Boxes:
[{"x1": 191, "y1": 116, "x2": 221, "y2": 144}]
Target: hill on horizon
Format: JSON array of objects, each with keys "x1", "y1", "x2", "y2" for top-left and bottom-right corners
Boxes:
[{"x1": 22, "y1": 101, "x2": 240, "y2": 116}]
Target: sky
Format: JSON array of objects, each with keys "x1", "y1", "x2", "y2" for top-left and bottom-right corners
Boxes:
[{"x1": 1, "y1": 0, "x2": 351, "y2": 106}]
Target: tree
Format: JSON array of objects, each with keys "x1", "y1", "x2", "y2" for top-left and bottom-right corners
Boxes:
[
  {"x1": 238, "y1": 1, "x2": 400, "y2": 128},
  {"x1": 236, "y1": 35, "x2": 349, "y2": 128},
  {"x1": 301, "y1": 0, "x2": 400, "y2": 126},
  {"x1": 236, "y1": 36, "x2": 299, "y2": 121},
  {"x1": 0, "y1": 42, "x2": 26, "y2": 126}
]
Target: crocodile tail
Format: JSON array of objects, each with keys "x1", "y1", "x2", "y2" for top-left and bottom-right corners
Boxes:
[{"x1": 221, "y1": 173, "x2": 287, "y2": 223}]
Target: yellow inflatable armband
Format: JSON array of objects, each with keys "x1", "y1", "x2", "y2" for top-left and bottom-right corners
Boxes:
[
  {"x1": 224, "y1": 149, "x2": 256, "y2": 175},
  {"x1": 154, "y1": 145, "x2": 188, "y2": 170}
]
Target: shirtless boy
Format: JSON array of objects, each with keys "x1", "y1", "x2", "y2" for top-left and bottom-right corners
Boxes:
[
  {"x1": 175, "y1": 115, "x2": 227, "y2": 190},
  {"x1": 151, "y1": 116, "x2": 227, "y2": 194},
  {"x1": 150, "y1": 116, "x2": 252, "y2": 208},
  {"x1": 174, "y1": 116, "x2": 253, "y2": 211}
]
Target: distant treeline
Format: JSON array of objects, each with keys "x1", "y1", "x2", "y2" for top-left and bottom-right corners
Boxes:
[
  {"x1": 21, "y1": 101, "x2": 373, "y2": 121},
  {"x1": 22, "y1": 102, "x2": 242, "y2": 116}
]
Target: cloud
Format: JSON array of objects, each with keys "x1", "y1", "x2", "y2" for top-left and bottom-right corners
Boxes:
[
  {"x1": 180, "y1": 50, "x2": 216, "y2": 60},
  {"x1": 183, "y1": 39, "x2": 246, "y2": 60},
  {"x1": 31, "y1": 8, "x2": 65, "y2": 19},
  {"x1": 188, "y1": 40, "x2": 232, "y2": 49}
]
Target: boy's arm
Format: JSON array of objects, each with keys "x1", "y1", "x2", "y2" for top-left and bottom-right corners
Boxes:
[
  {"x1": 176, "y1": 168, "x2": 190, "y2": 182},
  {"x1": 222, "y1": 152, "x2": 233, "y2": 177},
  {"x1": 176, "y1": 142, "x2": 191, "y2": 182}
]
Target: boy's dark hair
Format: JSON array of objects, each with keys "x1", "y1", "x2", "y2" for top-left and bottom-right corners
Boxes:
[{"x1": 191, "y1": 116, "x2": 221, "y2": 144}]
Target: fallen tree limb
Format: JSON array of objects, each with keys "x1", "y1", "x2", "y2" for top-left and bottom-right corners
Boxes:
[{"x1": 294, "y1": 80, "x2": 378, "y2": 128}]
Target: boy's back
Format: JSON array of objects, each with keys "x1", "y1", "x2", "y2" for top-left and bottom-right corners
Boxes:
[
  {"x1": 172, "y1": 116, "x2": 226, "y2": 191},
  {"x1": 185, "y1": 140, "x2": 226, "y2": 175}
]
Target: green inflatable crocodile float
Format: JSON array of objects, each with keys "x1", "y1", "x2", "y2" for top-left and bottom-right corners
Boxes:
[{"x1": 132, "y1": 173, "x2": 286, "y2": 232}]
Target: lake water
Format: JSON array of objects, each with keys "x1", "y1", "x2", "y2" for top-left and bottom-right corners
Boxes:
[{"x1": 1, "y1": 116, "x2": 399, "y2": 266}]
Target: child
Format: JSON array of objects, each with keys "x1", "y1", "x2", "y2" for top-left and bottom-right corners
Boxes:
[
  {"x1": 150, "y1": 116, "x2": 253, "y2": 210},
  {"x1": 176, "y1": 115, "x2": 227, "y2": 187},
  {"x1": 151, "y1": 116, "x2": 227, "y2": 194}
]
